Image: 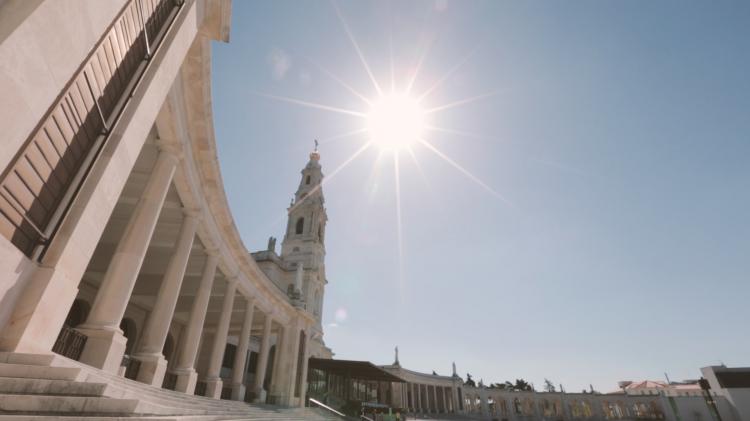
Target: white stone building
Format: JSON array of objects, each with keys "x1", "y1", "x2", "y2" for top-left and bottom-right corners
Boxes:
[
  {"x1": 0, "y1": 0, "x2": 333, "y2": 418},
  {"x1": 0, "y1": 1, "x2": 748, "y2": 420}
]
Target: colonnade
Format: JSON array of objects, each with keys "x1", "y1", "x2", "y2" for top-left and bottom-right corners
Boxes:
[
  {"x1": 406, "y1": 382, "x2": 457, "y2": 414},
  {"x1": 0, "y1": 0, "x2": 320, "y2": 408},
  {"x1": 66, "y1": 142, "x2": 308, "y2": 403}
]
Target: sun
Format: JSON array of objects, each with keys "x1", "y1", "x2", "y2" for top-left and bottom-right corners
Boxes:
[{"x1": 366, "y1": 93, "x2": 425, "y2": 151}]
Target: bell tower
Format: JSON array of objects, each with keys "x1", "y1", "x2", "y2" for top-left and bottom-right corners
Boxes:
[
  {"x1": 280, "y1": 147, "x2": 327, "y2": 321},
  {"x1": 281, "y1": 150, "x2": 327, "y2": 255}
]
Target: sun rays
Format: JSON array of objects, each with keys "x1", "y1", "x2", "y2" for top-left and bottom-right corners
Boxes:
[{"x1": 259, "y1": 2, "x2": 512, "y2": 295}]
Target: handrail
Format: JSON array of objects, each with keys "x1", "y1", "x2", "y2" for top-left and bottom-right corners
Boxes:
[
  {"x1": 309, "y1": 397, "x2": 348, "y2": 419},
  {"x1": 0, "y1": 0, "x2": 182, "y2": 259}
]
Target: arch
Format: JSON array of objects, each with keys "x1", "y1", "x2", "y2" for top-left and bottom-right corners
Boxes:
[
  {"x1": 119, "y1": 318, "x2": 138, "y2": 355},
  {"x1": 313, "y1": 289, "x2": 320, "y2": 316},
  {"x1": 162, "y1": 332, "x2": 175, "y2": 361},
  {"x1": 513, "y1": 397, "x2": 522, "y2": 414},
  {"x1": 263, "y1": 345, "x2": 276, "y2": 391},
  {"x1": 64, "y1": 299, "x2": 90, "y2": 328},
  {"x1": 305, "y1": 175, "x2": 311, "y2": 185},
  {"x1": 294, "y1": 330, "x2": 307, "y2": 397},
  {"x1": 295, "y1": 217, "x2": 304, "y2": 234}
]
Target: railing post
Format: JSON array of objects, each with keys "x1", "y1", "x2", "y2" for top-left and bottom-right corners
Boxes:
[
  {"x1": 137, "y1": 0, "x2": 151, "y2": 58},
  {"x1": 83, "y1": 71, "x2": 110, "y2": 134}
]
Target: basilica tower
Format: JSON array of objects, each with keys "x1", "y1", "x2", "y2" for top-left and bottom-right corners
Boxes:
[
  {"x1": 281, "y1": 150, "x2": 327, "y2": 258},
  {"x1": 279, "y1": 149, "x2": 327, "y2": 323}
]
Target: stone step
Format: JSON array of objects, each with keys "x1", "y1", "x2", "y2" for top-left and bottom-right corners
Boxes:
[
  {"x1": 0, "y1": 416, "x2": 187, "y2": 421},
  {"x1": 0, "y1": 354, "x2": 263, "y2": 411},
  {"x1": 0, "y1": 363, "x2": 84, "y2": 382},
  {"x1": 0, "y1": 376, "x2": 108, "y2": 396},
  {"x1": 0, "y1": 416, "x2": 318, "y2": 421},
  {"x1": 0, "y1": 353, "x2": 58, "y2": 367},
  {"x1": 0, "y1": 394, "x2": 141, "y2": 415},
  {"x1": 0, "y1": 354, "x2": 328, "y2": 419}
]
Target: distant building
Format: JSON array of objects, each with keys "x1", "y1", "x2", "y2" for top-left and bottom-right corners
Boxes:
[{"x1": 614, "y1": 380, "x2": 703, "y2": 397}]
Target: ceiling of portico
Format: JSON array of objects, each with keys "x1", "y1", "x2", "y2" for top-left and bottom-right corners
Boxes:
[{"x1": 79, "y1": 129, "x2": 276, "y2": 335}]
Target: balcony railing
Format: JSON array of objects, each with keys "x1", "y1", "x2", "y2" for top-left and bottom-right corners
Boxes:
[
  {"x1": 51, "y1": 325, "x2": 87, "y2": 361},
  {"x1": 122, "y1": 354, "x2": 142, "y2": 380},
  {"x1": 0, "y1": 0, "x2": 183, "y2": 259},
  {"x1": 162, "y1": 372, "x2": 178, "y2": 390},
  {"x1": 195, "y1": 381, "x2": 208, "y2": 397}
]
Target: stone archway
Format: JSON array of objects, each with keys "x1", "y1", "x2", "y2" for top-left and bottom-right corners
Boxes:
[
  {"x1": 294, "y1": 331, "x2": 306, "y2": 398},
  {"x1": 163, "y1": 332, "x2": 175, "y2": 362},
  {"x1": 263, "y1": 345, "x2": 276, "y2": 392},
  {"x1": 52, "y1": 298, "x2": 91, "y2": 360},
  {"x1": 119, "y1": 318, "x2": 138, "y2": 355},
  {"x1": 64, "y1": 299, "x2": 90, "y2": 328}
]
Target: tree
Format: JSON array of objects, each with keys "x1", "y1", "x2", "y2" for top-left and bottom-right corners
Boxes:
[
  {"x1": 514, "y1": 379, "x2": 532, "y2": 392},
  {"x1": 544, "y1": 378, "x2": 556, "y2": 393}
]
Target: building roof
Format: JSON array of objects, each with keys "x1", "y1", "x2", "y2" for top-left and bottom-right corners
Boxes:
[
  {"x1": 626, "y1": 380, "x2": 668, "y2": 390},
  {"x1": 309, "y1": 358, "x2": 406, "y2": 383}
]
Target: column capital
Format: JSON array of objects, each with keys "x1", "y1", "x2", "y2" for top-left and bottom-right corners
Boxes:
[
  {"x1": 204, "y1": 246, "x2": 221, "y2": 258},
  {"x1": 181, "y1": 207, "x2": 202, "y2": 220},
  {"x1": 155, "y1": 139, "x2": 184, "y2": 161},
  {"x1": 244, "y1": 295, "x2": 256, "y2": 307},
  {"x1": 226, "y1": 274, "x2": 241, "y2": 287}
]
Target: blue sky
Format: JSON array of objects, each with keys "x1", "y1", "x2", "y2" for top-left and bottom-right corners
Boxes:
[{"x1": 211, "y1": 1, "x2": 750, "y2": 392}]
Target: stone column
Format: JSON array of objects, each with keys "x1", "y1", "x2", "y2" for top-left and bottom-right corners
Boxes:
[
  {"x1": 270, "y1": 324, "x2": 301, "y2": 406},
  {"x1": 297, "y1": 332, "x2": 310, "y2": 408},
  {"x1": 252, "y1": 314, "x2": 273, "y2": 403},
  {"x1": 173, "y1": 251, "x2": 218, "y2": 393},
  {"x1": 205, "y1": 278, "x2": 237, "y2": 399},
  {"x1": 268, "y1": 323, "x2": 286, "y2": 401},
  {"x1": 417, "y1": 384, "x2": 422, "y2": 413},
  {"x1": 77, "y1": 146, "x2": 179, "y2": 373},
  {"x1": 442, "y1": 387, "x2": 448, "y2": 413},
  {"x1": 231, "y1": 296, "x2": 255, "y2": 401},
  {"x1": 132, "y1": 209, "x2": 199, "y2": 386}
]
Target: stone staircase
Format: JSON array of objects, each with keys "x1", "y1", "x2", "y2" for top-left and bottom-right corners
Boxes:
[{"x1": 0, "y1": 353, "x2": 341, "y2": 420}]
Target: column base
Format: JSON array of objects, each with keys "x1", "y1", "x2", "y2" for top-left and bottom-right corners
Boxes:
[
  {"x1": 132, "y1": 352, "x2": 167, "y2": 386},
  {"x1": 75, "y1": 327, "x2": 127, "y2": 374},
  {"x1": 251, "y1": 387, "x2": 267, "y2": 404},
  {"x1": 205, "y1": 377, "x2": 223, "y2": 399},
  {"x1": 173, "y1": 368, "x2": 198, "y2": 394},
  {"x1": 231, "y1": 383, "x2": 246, "y2": 401},
  {"x1": 268, "y1": 393, "x2": 295, "y2": 406}
]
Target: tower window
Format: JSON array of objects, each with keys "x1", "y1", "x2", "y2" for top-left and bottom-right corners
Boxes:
[
  {"x1": 305, "y1": 175, "x2": 311, "y2": 185},
  {"x1": 295, "y1": 217, "x2": 304, "y2": 234}
]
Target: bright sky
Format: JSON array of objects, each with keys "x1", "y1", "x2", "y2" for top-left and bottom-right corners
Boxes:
[{"x1": 212, "y1": 1, "x2": 750, "y2": 392}]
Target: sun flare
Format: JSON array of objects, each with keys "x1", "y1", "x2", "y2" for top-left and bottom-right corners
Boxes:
[
  {"x1": 261, "y1": 3, "x2": 509, "y2": 296},
  {"x1": 366, "y1": 93, "x2": 425, "y2": 151}
]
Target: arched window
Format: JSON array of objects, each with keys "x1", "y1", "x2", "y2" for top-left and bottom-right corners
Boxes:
[
  {"x1": 313, "y1": 290, "x2": 320, "y2": 316},
  {"x1": 305, "y1": 175, "x2": 311, "y2": 185},
  {"x1": 295, "y1": 217, "x2": 304, "y2": 234}
]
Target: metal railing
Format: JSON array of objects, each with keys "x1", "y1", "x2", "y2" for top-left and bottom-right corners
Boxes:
[
  {"x1": 51, "y1": 325, "x2": 87, "y2": 361},
  {"x1": 121, "y1": 354, "x2": 141, "y2": 380},
  {"x1": 195, "y1": 381, "x2": 208, "y2": 397},
  {"x1": 309, "y1": 398, "x2": 348, "y2": 419},
  {"x1": 162, "y1": 372, "x2": 178, "y2": 390},
  {"x1": 0, "y1": 0, "x2": 182, "y2": 259}
]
